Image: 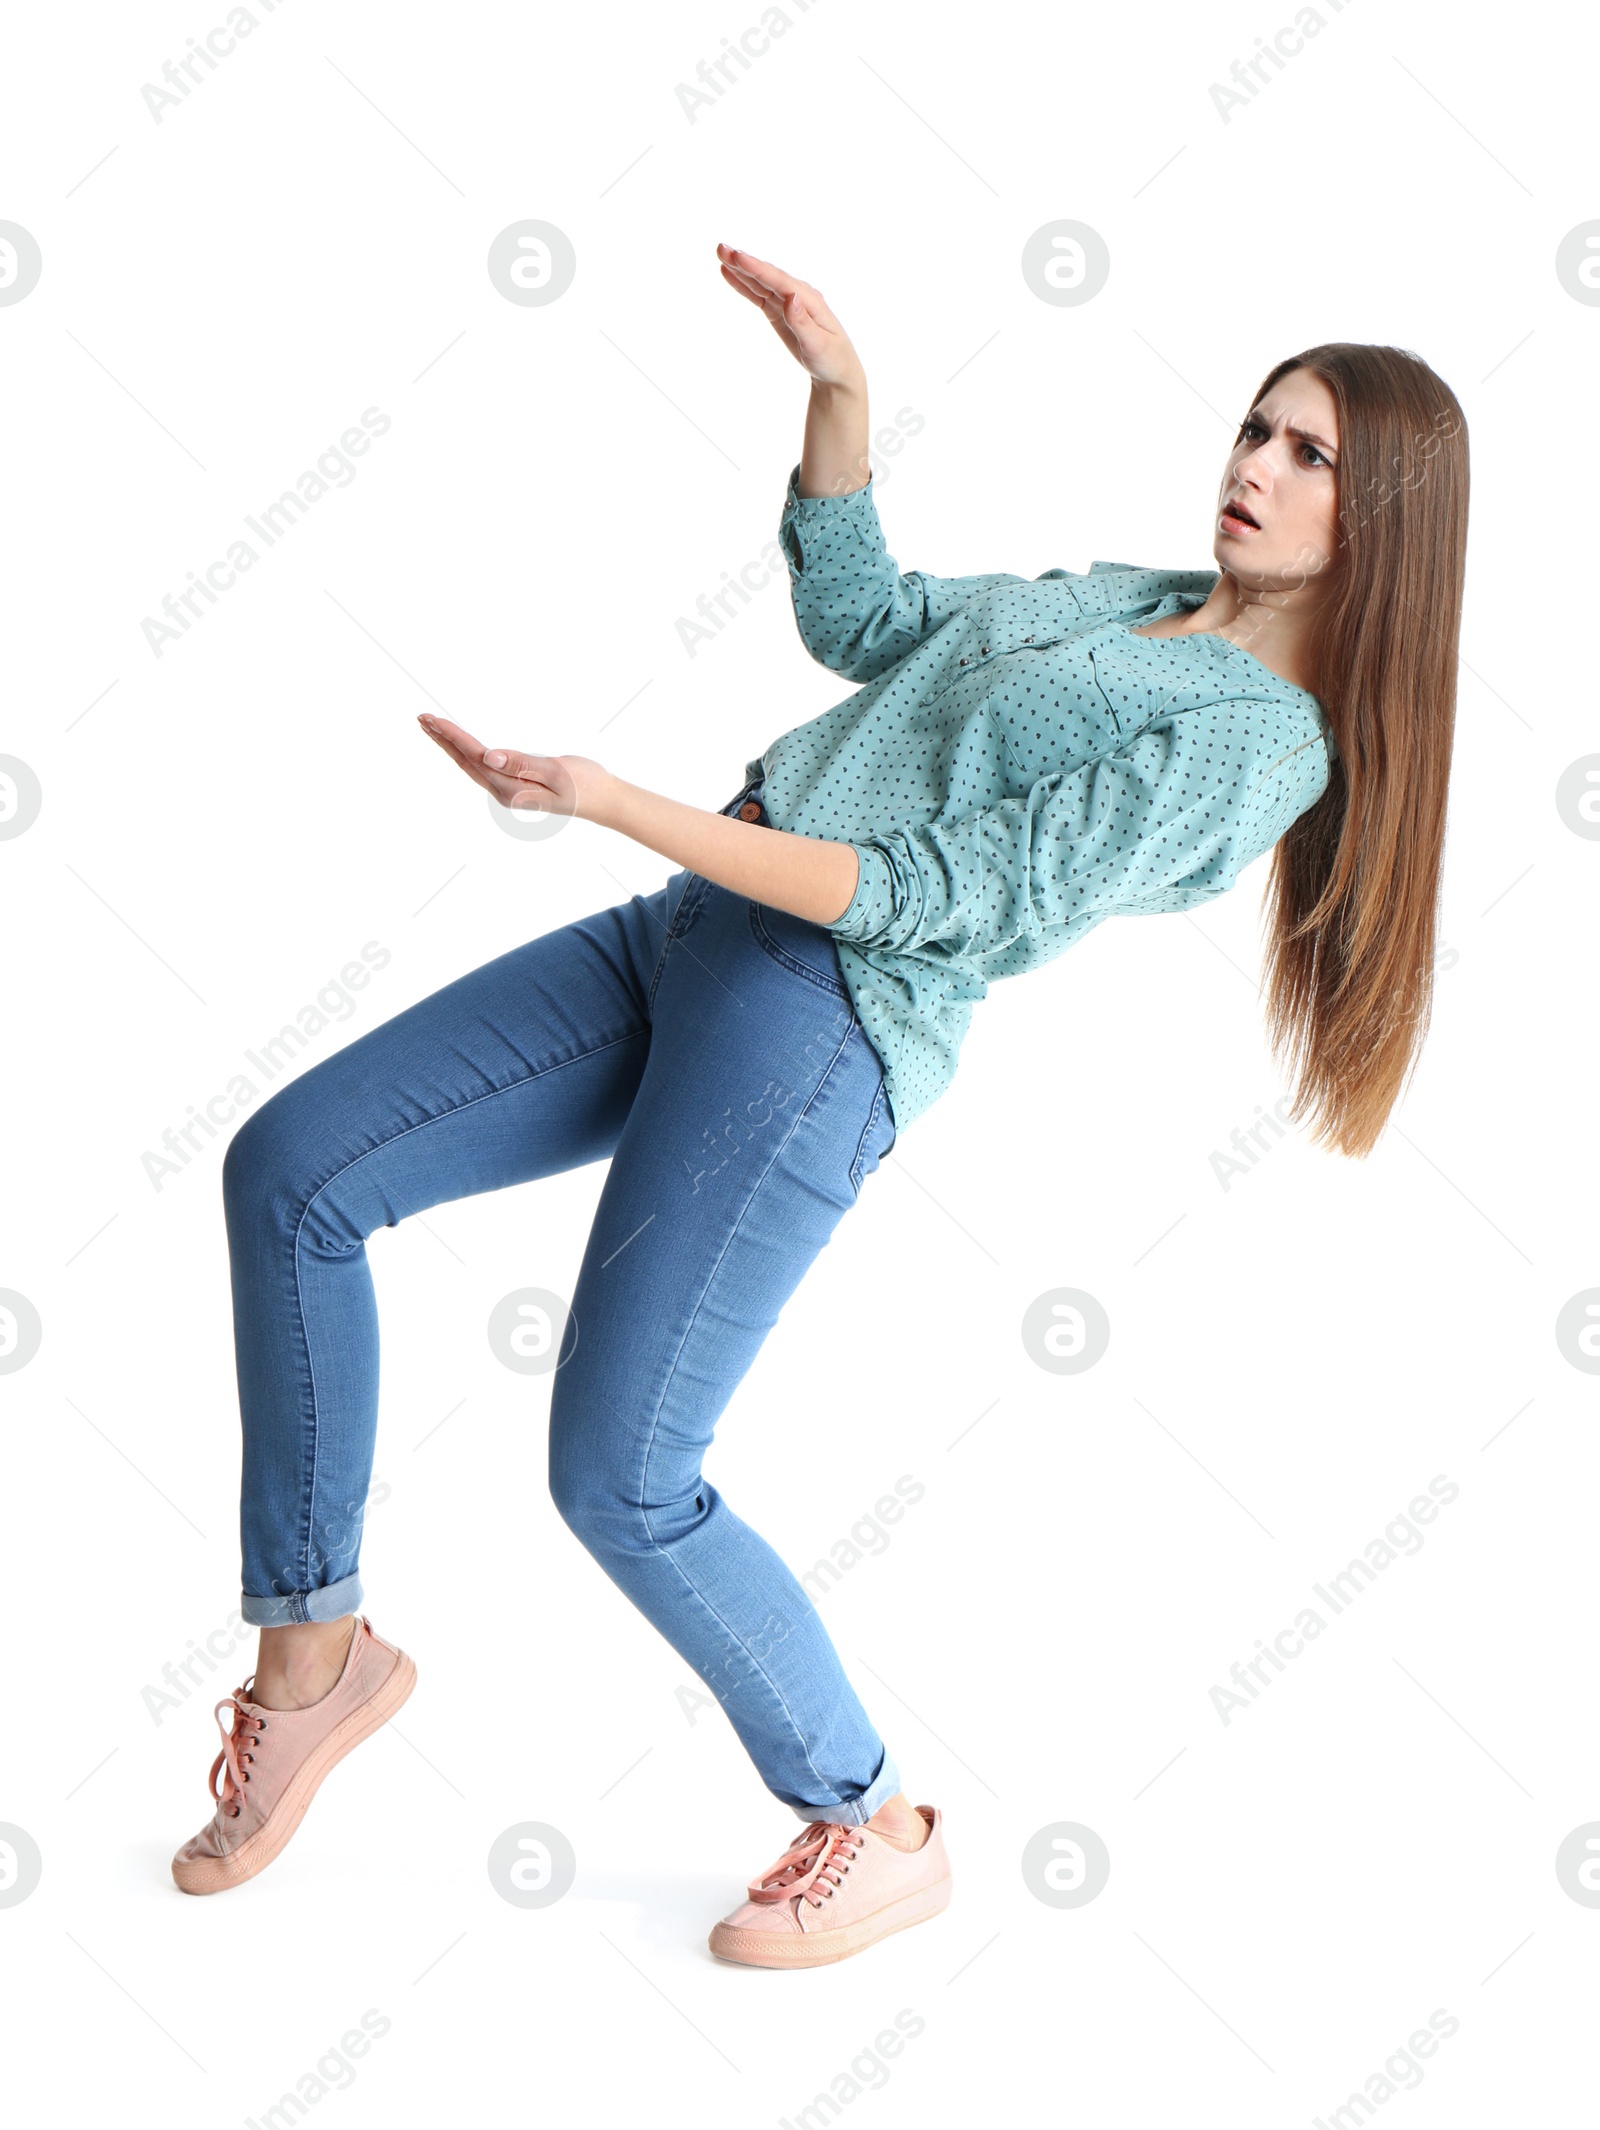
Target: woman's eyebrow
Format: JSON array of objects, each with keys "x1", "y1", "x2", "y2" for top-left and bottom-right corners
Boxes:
[{"x1": 1245, "y1": 407, "x2": 1339, "y2": 455}]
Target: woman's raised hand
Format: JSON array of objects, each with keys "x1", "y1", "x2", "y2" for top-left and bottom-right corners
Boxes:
[
  {"x1": 716, "y1": 245, "x2": 865, "y2": 391},
  {"x1": 417, "y1": 715, "x2": 609, "y2": 823}
]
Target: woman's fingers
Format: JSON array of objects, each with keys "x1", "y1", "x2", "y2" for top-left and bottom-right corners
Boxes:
[
  {"x1": 716, "y1": 244, "x2": 858, "y2": 387},
  {"x1": 417, "y1": 718, "x2": 574, "y2": 813},
  {"x1": 720, "y1": 246, "x2": 844, "y2": 334},
  {"x1": 717, "y1": 255, "x2": 778, "y2": 313},
  {"x1": 419, "y1": 712, "x2": 490, "y2": 759},
  {"x1": 417, "y1": 716, "x2": 528, "y2": 804},
  {"x1": 717, "y1": 245, "x2": 810, "y2": 329},
  {"x1": 417, "y1": 716, "x2": 494, "y2": 784},
  {"x1": 716, "y1": 243, "x2": 800, "y2": 299},
  {"x1": 718, "y1": 255, "x2": 802, "y2": 353},
  {"x1": 417, "y1": 719, "x2": 484, "y2": 781}
]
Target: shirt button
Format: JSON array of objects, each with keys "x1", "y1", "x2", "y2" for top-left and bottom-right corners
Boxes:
[
  {"x1": 738, "y1": 800, "x2": 763, "y2": 821},
  {"x1": 980, "y1": 645, "x2": 989, "y2": 655},
  {"x1": 958, "y1": 657, "x2": 969, "y2": 666}
]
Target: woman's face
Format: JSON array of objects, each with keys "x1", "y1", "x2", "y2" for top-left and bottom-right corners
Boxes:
[{"x1": 1214, "y1": 367, "x2": 1341, "y2": 596}]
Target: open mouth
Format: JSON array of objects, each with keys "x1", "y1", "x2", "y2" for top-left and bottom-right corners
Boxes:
[{"x1": 1220, "y1": 499, "x2": 1260, "y2": 534}]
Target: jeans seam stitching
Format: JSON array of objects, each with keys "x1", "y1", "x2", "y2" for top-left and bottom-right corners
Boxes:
[
  {"x1": 649, "y1": 876, "x2": 710, "y2": 1011},
  {"x1": 629, "y1": 1009, "x2": 864, "y2": 1809},
  {"x1": 643, "y1": 901, "x2": 672, "y2": 1012},
  {"x1": 849, "y1": 1076, "x2": 887, "y2": 1194},
  {"x1": 282, "y1": 1028, "x2": 647, "y2": 1599},
  {"x1": 646, "y1": 886, "x2": 686, "y2": 1011}
]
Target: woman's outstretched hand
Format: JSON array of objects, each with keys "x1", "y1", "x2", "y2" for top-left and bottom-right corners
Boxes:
[
  {"x1": 715, "y1": 244, "x2": 865, "y2": 391},
  {"x1": 417, "y1": 715, "x2": 610, "y2": 822},
  {"x1": 418, "y1": 711, "x2": 858, "y2": 926}
]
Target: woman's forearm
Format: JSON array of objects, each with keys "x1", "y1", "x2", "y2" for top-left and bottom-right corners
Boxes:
[
  {"x1": 799, "y1": 375, "x2": 871, "y2": 500},
  {"x1": 596, "y1": 775, "x2": 859, "y2": 927}
]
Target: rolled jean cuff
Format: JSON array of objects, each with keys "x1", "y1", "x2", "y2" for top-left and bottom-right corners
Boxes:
[
  {"x1": 790, "y1": 1743, "x2": 902, "y2": 1828},
  {"x1": 240, "y1": 1571, "x2": 364, "y2": 1627}
]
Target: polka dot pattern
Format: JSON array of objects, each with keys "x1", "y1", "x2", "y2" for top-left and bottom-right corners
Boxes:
[{"x1": 749, "y1": 464, "x2": 1339, "y2": 1134}]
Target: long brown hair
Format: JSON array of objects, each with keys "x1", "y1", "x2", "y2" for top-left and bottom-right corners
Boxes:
[{"x1": 1254, "y1": 343, "x2": 1469, "y2": 1159}]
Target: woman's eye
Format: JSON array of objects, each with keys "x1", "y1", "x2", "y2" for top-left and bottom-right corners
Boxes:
[{"x1": 1239, "y1": 419, "x2": 1334, "y2": 469}]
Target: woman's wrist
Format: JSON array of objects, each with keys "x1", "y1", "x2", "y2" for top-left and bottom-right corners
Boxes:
[
  {"x1": 799, "y1": 373, "x2": 871, "y2": 500},
  {"x1": 576, "y1": 760, "x2": 624, "y2": 828}
]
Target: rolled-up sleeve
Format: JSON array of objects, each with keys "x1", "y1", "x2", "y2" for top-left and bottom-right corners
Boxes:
[
  {"x1": 827, "y1": 718, "x2": 1266, "y2": 959},
  {"x1": 779, "y1": 462, "x2": 1040, "y2": 683}
]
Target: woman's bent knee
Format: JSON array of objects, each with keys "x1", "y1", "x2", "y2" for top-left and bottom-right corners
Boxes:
[
  {"x1": 550, "y1": 1393, "x2": 688, "y2": 1559},
  {"x1": 221, "y1": 1072, "x2": 343, "y2": 1238},
  {"x1": 221, "y1": 1087, "x2": 292, "y2": 1216},
  {"x1": 549, "y1": 1405, "x2": 709, "y2": 1562},
  {"x1": 548, "y1": 1421, "x2": 609, "y2": 1550}
]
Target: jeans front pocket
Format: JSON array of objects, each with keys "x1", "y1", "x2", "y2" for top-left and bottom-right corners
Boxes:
[{"x1": 747, "y1": 899, "x2": 851, "y2": 999}]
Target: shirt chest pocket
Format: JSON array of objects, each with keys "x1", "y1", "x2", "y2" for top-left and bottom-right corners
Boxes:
[
  {"x1": 952, "y1": 588, "x2": 1083, "y2": 666},
  {"x1": 1087, "y1": 640, "x2": 1257, "y2": 742}
]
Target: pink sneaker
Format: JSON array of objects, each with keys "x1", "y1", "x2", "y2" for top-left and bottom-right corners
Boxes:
[
  {"x1": 170, "y1": 1614, "x2": 415, "y2": 1896},
  {"x1": 709, "y1": 1807, "x2": 952, "y2": 1968}
]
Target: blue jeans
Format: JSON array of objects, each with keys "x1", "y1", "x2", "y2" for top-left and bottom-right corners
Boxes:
[{"x1": 221, "y1": 779, "x2": 903, "y2": 1825}]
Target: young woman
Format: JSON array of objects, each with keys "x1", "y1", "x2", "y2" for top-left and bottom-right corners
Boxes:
[{"x1": 171, "y1": 246, "x2": 1469, "y2": 1968}]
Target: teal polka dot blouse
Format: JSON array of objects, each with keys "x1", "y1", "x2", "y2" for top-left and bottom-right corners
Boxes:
[{"x1": 749, "y1": 463, "x2": 1341, "y2": 1135}]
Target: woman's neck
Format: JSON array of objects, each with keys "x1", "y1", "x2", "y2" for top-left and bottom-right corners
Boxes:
[{"x1": 1135, "y1": 579, "x2": 1321, "y2": 695}]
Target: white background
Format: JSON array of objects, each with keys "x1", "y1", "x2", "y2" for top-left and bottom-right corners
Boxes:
[{"x1": 2, "y1": 2, "x2": 1595, "y2": 2124}]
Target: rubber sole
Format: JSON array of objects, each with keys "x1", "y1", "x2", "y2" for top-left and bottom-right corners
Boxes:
[
  {"x1": 708, "y1": 1872, "x2": 952, "y2": 1968},
  {"x1": 171, "y1": 1649, "x2": 417, "y2": 1896}
]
